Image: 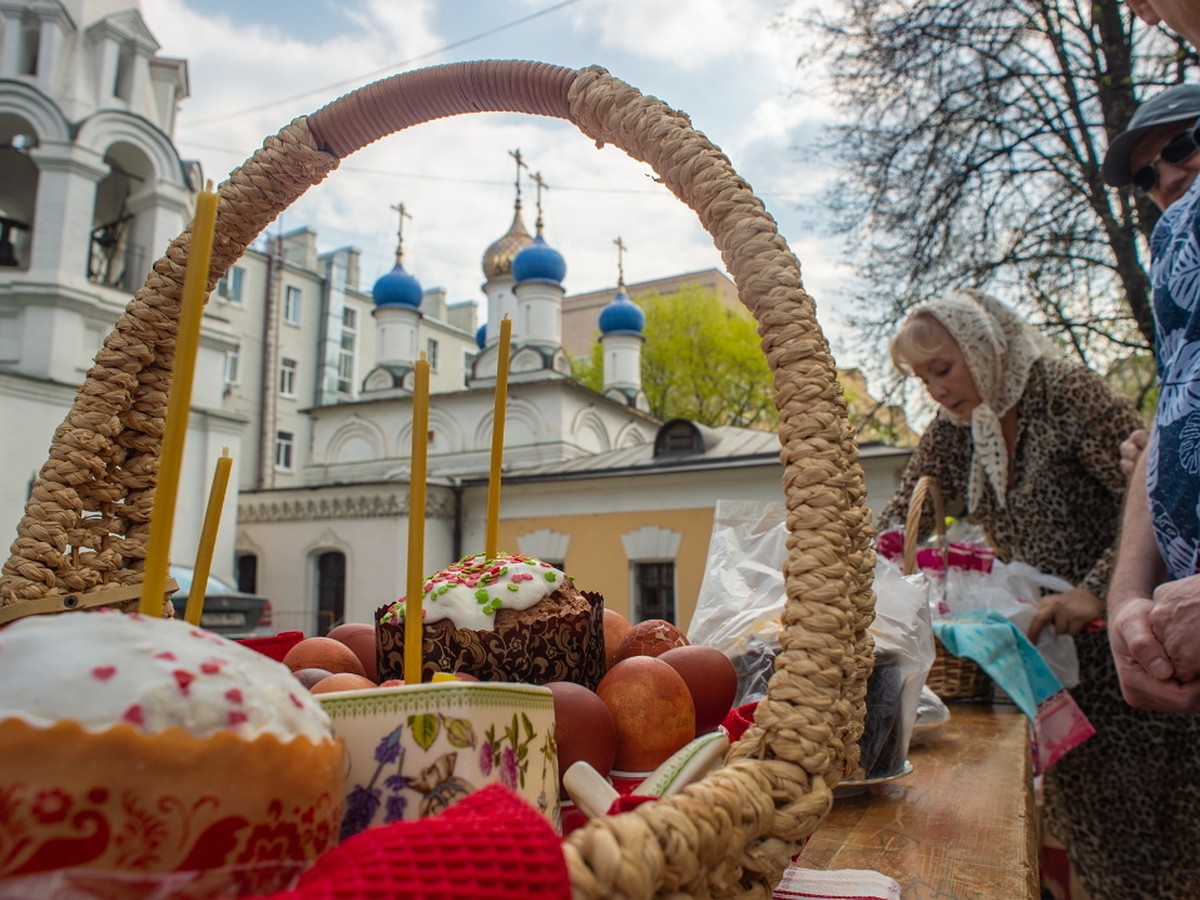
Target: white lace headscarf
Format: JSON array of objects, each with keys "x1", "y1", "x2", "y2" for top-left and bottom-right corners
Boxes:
[{"x1": 913, "y1": 290, "x2": 1053, "y2": 512}]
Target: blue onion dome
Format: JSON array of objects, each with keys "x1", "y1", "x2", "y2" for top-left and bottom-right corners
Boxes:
[
  {"x1": 475, "y1": 322, "x2": 487, "y2": 349},
  {"x1": 598, "y1": 290, "x2": 645, "y2": 335},
  {"x1": 482, "y1": 205, "x2": 533, "y2": 279},
  {"x1": 372, "y1": 262, "x2": 422, "y2": 308},
  {"x1": 512, "y1": 234, "x2": 566, "y2": 284}
]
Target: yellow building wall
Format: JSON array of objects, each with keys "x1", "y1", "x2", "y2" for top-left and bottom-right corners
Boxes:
[{"x1": 498, "y1": 506, "x2": 714, "y2": 631}]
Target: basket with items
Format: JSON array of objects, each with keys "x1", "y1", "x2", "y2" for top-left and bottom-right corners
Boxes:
[{"x1": 0, "y1": 60, "x2": 878, "y2": 899}]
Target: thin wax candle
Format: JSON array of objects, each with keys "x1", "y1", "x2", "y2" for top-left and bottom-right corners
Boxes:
[
  {"x1": 485, "y1": 316, "x2": 512, "y2": 559},
  {"x1": 185, "y1": 449, "x2": 233, "y2": 626},
  {"x1": 140, "y1": 185, "x2": 219, "y2": 616},
  {"x1": 404, "y1": 354, "x2": 430, "y2": 684}
]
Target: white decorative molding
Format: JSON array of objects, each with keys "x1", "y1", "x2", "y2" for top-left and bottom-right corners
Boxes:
[
  {"x1": 238, "y1": 489, "x2": 455, "y2": 524},
  {"x1": 621, "y1": 525, "x2": 682, "y2": 561},
  {"x1": 518, "y1": 528, "x2": 570, "y2": 562}
]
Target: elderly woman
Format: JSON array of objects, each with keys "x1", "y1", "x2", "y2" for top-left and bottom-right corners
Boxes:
[{"x1": 876, "y1": 290, "x2": 1200, "y2": 898}]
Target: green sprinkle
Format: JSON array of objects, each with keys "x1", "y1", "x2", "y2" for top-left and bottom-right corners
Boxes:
[
  {"x1": 507, "y1": 583, "x2": 519, "y2": 591},
  {"x1": 475, "y1": 588, "x2": 490, "y2": 604},
  {"x1": 543, "y1": 572, "x2": 557, "y2": 582}
]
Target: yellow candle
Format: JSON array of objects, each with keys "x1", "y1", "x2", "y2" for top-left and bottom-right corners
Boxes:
[
  {"x1": 485, "y1": 316, "x2": 512, "y2": 559},
  {"x1": 404, "y1": 354, "x2": 431, "y2": 684},
  {"x1": 140, "y1": 185, "x2": 219, "y2": 616},
  {"x1": 185, "y1": 449, "x2": 233, "y2": 626}
]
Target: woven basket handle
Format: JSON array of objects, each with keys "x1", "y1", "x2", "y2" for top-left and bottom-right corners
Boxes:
[{"x1": 903, "y1": 475, "x2": 946, "y2": 575}]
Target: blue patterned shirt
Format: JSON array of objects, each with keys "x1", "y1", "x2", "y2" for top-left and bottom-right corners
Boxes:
[{"x1": 1148, "y1": 176, "x2": 1200, "y2": 578}]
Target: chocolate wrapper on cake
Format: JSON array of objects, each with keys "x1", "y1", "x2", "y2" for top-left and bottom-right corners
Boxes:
[{"x1": 376, "y1": 553, "x2": 607, "y2": 690}]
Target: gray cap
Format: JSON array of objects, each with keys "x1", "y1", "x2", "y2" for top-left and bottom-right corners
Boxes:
[{"x1": 1103, "y1": 84, "x2": 1200, "y2": 186}]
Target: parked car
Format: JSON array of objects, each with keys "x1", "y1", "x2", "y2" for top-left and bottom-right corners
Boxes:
[{"x1": 169, "y1": 565, "x2": 274, "y2": 639}]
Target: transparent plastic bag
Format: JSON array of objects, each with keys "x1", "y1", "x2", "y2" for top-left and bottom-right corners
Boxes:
[{"x1": 691, "y1": 501, "x2": 936, "y2": 777}]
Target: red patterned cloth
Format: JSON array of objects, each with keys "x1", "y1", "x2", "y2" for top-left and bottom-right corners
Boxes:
[{"x1": 257, "y1": 784, "x2": 570, "y2": 899}]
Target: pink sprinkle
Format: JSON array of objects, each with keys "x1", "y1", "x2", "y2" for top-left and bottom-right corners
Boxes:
[
  {"x1": 228, "y1": 711, "x2": 249, "y2": 727},
  {"x1": 200, "y1": 660, "x2": 223, "y2": 674},
  {"x1": 173, "y1": 670, "x2": 195, "y2": 695},
  {"x1": 154, "y1": 652, "x2": 177, "y2": 661},
  {"x1": 225, "y1": 688, "x2": 244, "y2": 704},
  {"x1": 91, "y1": 666, "x2": 117, "y2": 681},
  {"x1": 123, "y1": 705, "x2": 144, "y2": 726},
  {"x1": 289, "y1": 693, "x2": 304, "y2": 710}
]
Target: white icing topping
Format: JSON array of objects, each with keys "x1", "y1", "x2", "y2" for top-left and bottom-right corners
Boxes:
[
  {"x1": 381, "y1": 552, "x2": 567, "y2": 632},
  {"x1": 0, "y1": 610, "x2": 333, "y2": 742}
]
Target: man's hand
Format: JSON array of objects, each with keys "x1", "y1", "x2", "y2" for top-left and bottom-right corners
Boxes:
[
  {"x1": 1120, "y1": 428, "x2": 1149, "y2": 479},
  {"x1": 1027, "y1": 588, "x2": 1104, "y2": 643},
  {"x1": 1109, "y1": 595, "x2": 1200, "y2": 713},
  {"x1": 1150, "y1": 574, "x2": 1200, "y2": 681}
]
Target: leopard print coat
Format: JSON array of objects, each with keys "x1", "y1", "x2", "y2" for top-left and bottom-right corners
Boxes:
[{"x1": 878, "y1": 356, "x2": 1200, "y2": 898}]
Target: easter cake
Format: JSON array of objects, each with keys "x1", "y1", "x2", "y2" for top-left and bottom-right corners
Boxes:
[
  {"x1": 0, "y1": 609, "x2": 344, "y2": 897},
  {"x1": 376, "y1": 552, "x2": 605, "y2": 689}
]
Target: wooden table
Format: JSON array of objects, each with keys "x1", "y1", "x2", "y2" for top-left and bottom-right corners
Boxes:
[{"x1": 799, "y1": 703, "x2": 1038, "y2": 899}]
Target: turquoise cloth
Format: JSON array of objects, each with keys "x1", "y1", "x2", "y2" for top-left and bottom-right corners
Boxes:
[{"x1": 932, "y1": 609, "x2": 1063, "y2": 720}]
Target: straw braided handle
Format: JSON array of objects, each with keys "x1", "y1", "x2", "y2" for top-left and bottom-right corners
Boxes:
[
  {"x1": 0, "y1": 60, "x2": 876, "y2": 898},
  {"x1": 902, "y1": 475, "x2": 946, "y2": 576}
]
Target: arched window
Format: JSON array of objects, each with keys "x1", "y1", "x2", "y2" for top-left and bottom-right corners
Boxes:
[{"x1": 315, "y1": 551, "x2": 346, "y2": 635}]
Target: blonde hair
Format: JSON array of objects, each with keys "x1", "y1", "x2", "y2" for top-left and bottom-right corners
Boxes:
[{"x1": 889, "y1": 310, "x2": 955, "y2": 375}]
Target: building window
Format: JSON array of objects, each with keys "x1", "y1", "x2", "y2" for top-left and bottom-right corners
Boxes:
[
  {"x1": 223, "y1": 346, "x2": 241, "y2": 385},
  {"x1": 316, "y1": 551, "x2": 346, "y2": 635},
  {"x1": 426, "y1": 337, "x2": 440, "y2": 370},
  {"x1": 236, "y1": 553, "x2": 258, "y2": 594},
  {"x1": 463, "y1": 349, "x2": 474, "y2": 387},
  {"x1": 218, "y1": 265, "x2": 244, "y2": 303},
  {"x1": 283, "y1": 285, "x2": 301, "y2": 324},
  {"x1": 338, "y1": 307, "x2": 357, "y2": 394},
  {"x1": 634, "y1": 562, "x2": 676, "y2": 624},
  {"x1": 278, "y1": 357, "x2": 297, "y2": 397},
  {"x1": 274, "y1": 430, "x2": 294, "y2": 470},
  {"x1": 19, "y1": 22, "x2": 39, "y2": 75}
]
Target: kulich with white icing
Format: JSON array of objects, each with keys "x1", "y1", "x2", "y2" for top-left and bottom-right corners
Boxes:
[
  {"x1": 380, "y1": 552, "x2": 569, "y2": 632},
  {"x1": 0, "y1": 609, "x2": 333, "y2": 743}
]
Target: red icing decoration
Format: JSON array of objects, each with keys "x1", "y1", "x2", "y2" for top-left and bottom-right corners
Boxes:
[
  {"x1": 228, "y1": 711, "x2": 249, "y2": 727},
  {"x1": 201, "y1": 661, "x2": 223, "y2": 674},
  {"x1": 289, "y1": 694, "x2": 304, "y2": 710},
  {"x1": 173, "y1": 670, "x2": 196, "y2": 695},
  {"x1": 122, "y1": 705, "x2": 144, "y2": 726},
  {"x1": 154, "y1": 652, "x2": 177, "y2": 661},
  {"x1": 225, "y1": 688, "x2": 244, "y2": 704},
  {"x1": 90, "y1": 666, "x2": 116, "y2": 681}
]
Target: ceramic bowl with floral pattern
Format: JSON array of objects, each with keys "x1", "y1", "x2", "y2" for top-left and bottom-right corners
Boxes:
[{"x1": 318, "y1": 681, "x2": 559, "y2": 839}]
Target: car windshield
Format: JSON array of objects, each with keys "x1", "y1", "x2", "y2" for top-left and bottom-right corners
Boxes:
[{"x1": 170, "y1": 567, "x2": 240, "y2": 596}]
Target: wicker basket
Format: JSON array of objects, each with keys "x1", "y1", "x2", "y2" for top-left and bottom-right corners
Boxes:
[
  {"x1": 0, "y1": 61, "x2": 877, "y2": 898},
  {"x1": 903, "y1": 476, "x2": 991, "y2": 701}
]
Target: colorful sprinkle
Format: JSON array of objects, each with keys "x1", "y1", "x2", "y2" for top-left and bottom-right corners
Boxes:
[
  {"x1": 122, "y1": 704, "x2": 144, "y2": 726},
  {"x1": 91, "y1": 666, "x2": 117, "y2": 681},
  {"x1": 228, "y1": 711, "x2": 249, "y2": 727},
  {"x1": 225, "y1": 688, "x2": 244, "y2": 704},
  {"x1": 173, "y1": 669, "x2": 196, "y2": 695}
]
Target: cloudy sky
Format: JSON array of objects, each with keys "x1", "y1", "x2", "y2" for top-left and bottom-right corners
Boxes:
[{"x1": 138, "y1": 0, "x2": 859, "y2": 362}]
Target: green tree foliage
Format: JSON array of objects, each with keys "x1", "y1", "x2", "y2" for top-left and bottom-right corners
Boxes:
[
  {"x1": 573, "y1": 286, "x2": 778, "y2": 429},
  {"x1": 785, "y1": 0, "x2": 1198, "y2": 411}
]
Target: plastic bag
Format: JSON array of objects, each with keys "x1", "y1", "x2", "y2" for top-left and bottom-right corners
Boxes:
[
  {"x1": 690, "y1": 501, "x2": 936, "y2": 777},
  {"x1": 863, "y1": 556, "x2": 937, "y2": 777},
  {"x1": 689, "y1": 500, "x2": 788, "y2": 707}
]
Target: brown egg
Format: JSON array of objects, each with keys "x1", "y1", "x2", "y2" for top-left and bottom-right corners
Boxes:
[
  {"x1": 282, "y1": 636, "x2": 367, "y2": 678},
  {"x1": 545, "y1": 681, "x2": 618, "y2": 794},
  {"x1": 292, "y1": 667, "x2": 333, "y2": 690},
  {"x1": 602, "y1": 608, "x2": 633, "y2": 670},
  {"x1": 657, "y1": 645, "x2": 739, "y2": 734},
  {"x1": 596, "y1": 656, "x2": 696, "y2": 772},
  {"x1": 309, "y1": 672, "x2": 378, "y2": 694},
  {"x1": 327, "y1": 622, "x2": 379, "y2": 683},
  {"x1": 613, "y1": 618, "x2": 689, "y2": 663}
]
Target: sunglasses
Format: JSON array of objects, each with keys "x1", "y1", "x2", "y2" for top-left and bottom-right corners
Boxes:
[{"x1": 1132, "y1": 129, "x2": 1200, "y2": 192}]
